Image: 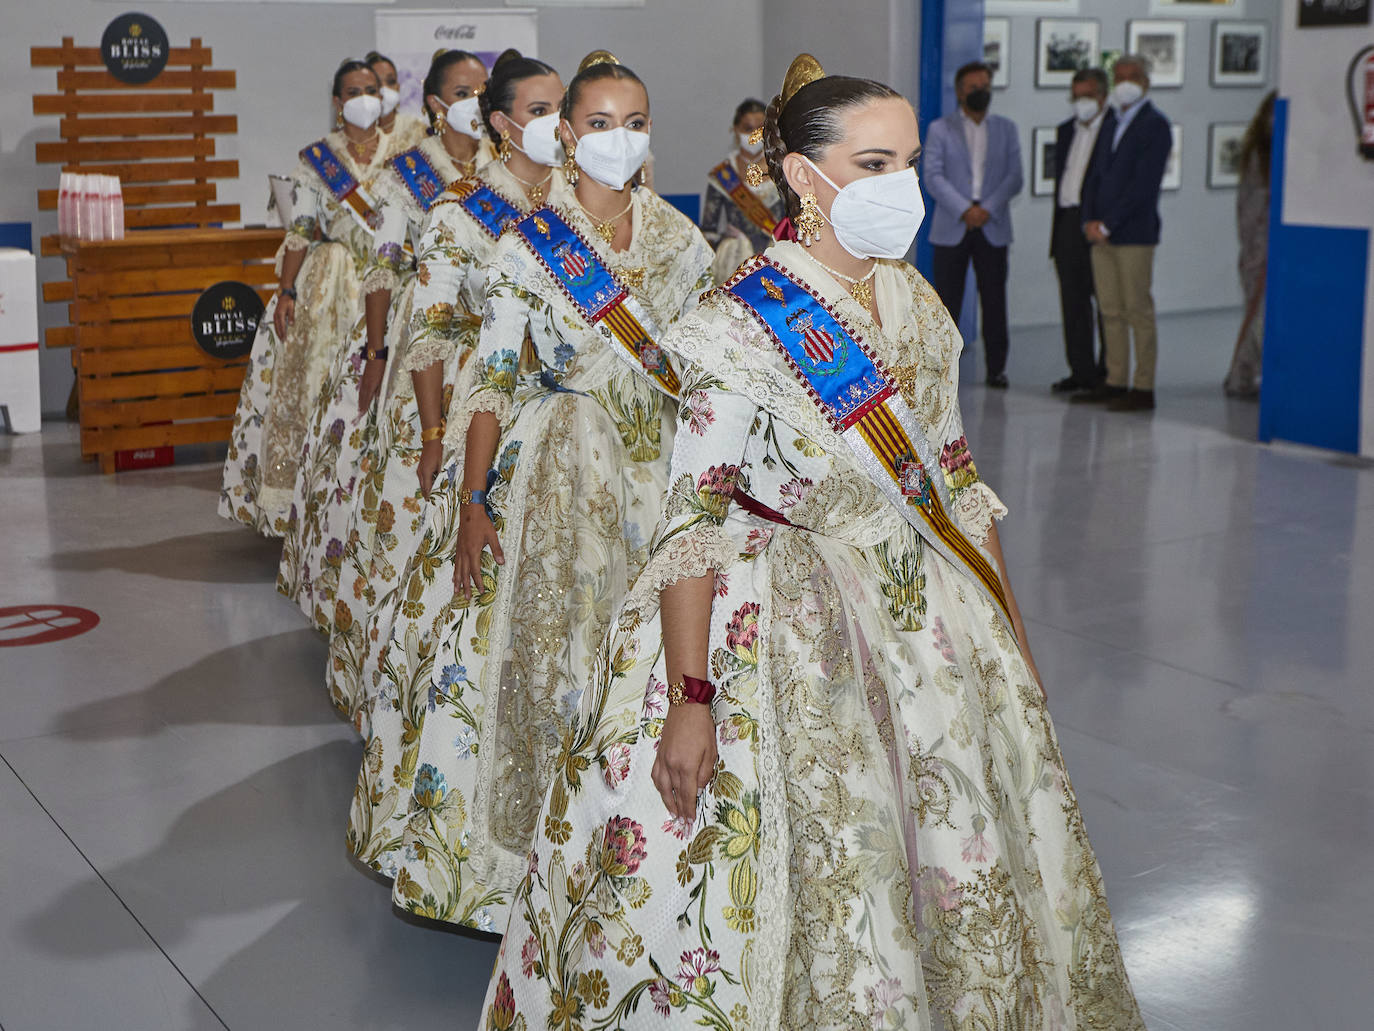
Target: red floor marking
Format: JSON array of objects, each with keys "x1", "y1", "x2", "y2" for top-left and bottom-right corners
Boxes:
[{"x1": 0, "y1": 605, "x2": 100, "y2": 646}]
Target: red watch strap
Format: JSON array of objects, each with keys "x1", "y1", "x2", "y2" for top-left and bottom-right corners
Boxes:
[{"x1": 681, "y1": 675, "x2": 716, "y2": 705}]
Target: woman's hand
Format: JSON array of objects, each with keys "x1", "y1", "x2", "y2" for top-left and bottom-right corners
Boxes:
[
  {"x1": 273, "y1": 294, "x2": 295, "y2": 338},
  {"x1": 453, "y1": 504, "x2": 503, "y2": 599},
  {"x1": 417, "y1": 439, "x2": 443, "y2": 498},
  {"x1": 652, "y1": 703, "x2": 718, "y2": 821},
  {"x1": 357, "y1": 358, "x2": 386, "y2": 413}
]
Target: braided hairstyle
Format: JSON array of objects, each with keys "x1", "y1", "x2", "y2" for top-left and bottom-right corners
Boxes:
[
  {"x1": 421, "y1": 49, "x2": 485, "y2": 132},
  {"x1": 559, "y1": 60, "x2": 646, "y2": 124},
  {"x1": 762, "y1": 76, "x2": 900, "y2": 220},
  {"x1": 478, "y1": 48, "x2": 559, "y2": 145},
  {"x1": 331, "y1": 58, "x2": 376, "y2": 99}
]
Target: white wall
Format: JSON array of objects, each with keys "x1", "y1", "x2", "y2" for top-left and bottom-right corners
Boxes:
[
  {"x1": 1, "y1": 0, "x2": 764, "y2": 415},
  {"x1": 987, "y1": 0, "x2": 1280, "y2": 332}
]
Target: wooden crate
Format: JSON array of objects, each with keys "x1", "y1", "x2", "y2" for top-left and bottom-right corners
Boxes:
[
  {"x1": 31, "y1": 37, "x2": 240, "y2": 349},
  {"x1": 68, "y1": 228, "x2": 283, "y2": 473}
]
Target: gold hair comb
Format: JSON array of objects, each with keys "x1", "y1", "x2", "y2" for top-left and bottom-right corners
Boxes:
[
  {"x1": 578, "y1": 49, "x2": 620, "y2": 73},
  {"x1": 781, "y1": 53, "x2": 826, "y2": 107}
]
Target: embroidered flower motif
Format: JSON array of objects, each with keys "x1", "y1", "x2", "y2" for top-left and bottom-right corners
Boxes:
[
  {"x1": 676, "y1": 947, "x2": 721, "y2": 993},
  {"x1": 777, "y1": 476, "x2": 814, "y2": 510},
  {"x1": 921, "y1": 866, "x2": 964, "y2": 912},
  {"x1": 482, "y1": 348, "x2": 519, "y2": 396},
  {"x1": 744, "y1": 527, "x2": 774, "y2": 555},
  {"x1": 713, "y1": 571, "x2": 730, "y2": 597},
  {"x1": 961, "y1": 813, "x2": 992, "y2": 863},
  {"x1": 725, "y1": 601, "x2": 761, "y2": 657},
  {"x1": 931, "y1": 616, "x2": 957, "y2": 663},
  {"x1": 553, "y1": 340, "x2": 576, "y2": 371},
  {"x1": 648, "y1": 978, "x2": 673, "y2": 1017},
  {"x1": 520, "y1": 933, "x2": 540, "y2": 978},
  {"x1": 452, "y1": 725, "x2": 477, "y2": 760},
  {"x1": 327, "y1": 418, "x2": 347, "y2": 446},
  {"x1": 602, "y1": 816, "x2": 648, "y2": 876},
  {"x1": 866, "y1": 976, "x2": 906, "y2": 1026},
  {"x1": 488, "y1": 971, "x2": 516, "y2": 1030},
  {"x1": 661, "y1": 814, "x2": 693, "y2": 840},
  {"x1": 585, "y1": 922, "x2": 607, "y2": 957},
  {"x1": 940, "y1": 434, "x2": 979, "y2": 491},
  {"x1": 682, "y1": 389, "x2": 716, "y2": 435},
  {"x1": 602, "y1": 743, "x2": 632, "y2": 789},
  {"x1": 412, "y1": 764, "x2": 447, "y2": 809},
  {"x1": 375, "y1": 241, "x2": 405, "y2": 270},
  {"x1": 324, "y1": 537, "x2": 344, "y2": 564},
  {"x1": 695, "y1": 464, "x2": 739, "y2": 520}
]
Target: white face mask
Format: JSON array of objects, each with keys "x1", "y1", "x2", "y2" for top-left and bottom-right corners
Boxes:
[
  {"x1": 1073, "y1": 97, "x2": 1101, "y2": 124},
  {"x1": 1111, "y1": 81, "x2": 1144, "y2": 109},
  {"x1": 570, "y1": 125, "x2": 652, "y2": 189},
  {"x1": 507, "y1": 112, "x2": 564, "y2": 167},
  {"x1": 805, "y1": 159, "x2": 926, "y2": 261},
  {"x1": 738, "y1": 131, "x2": 764, "y2": 156},
  {"x1": 341, "y1": 94, "x2": 381, "y2": 130},
  {"x1": 379, "y1": 86, "x2": 401, "y2": 117},
  {"x1": 443, "y1": 95, "x2": 486, "y2": 140}
]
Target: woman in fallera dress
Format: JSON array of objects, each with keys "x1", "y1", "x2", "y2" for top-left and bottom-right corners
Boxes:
[
  {"x1": 276, "y1": 49, "x2": 490, "y2": 630},
  {"x1": 343, "y1": 51, "x2": 571, "y2": 866},
  {"x1": 323, "y1": 48, "x2": 500, "y2": 715},
  {"x1": 701, "y1": 97, "x2": 785, "y2": 284},
  {"x1": 479, "y1": 55, "x2": 1143, "y2": 1030},
  {"x1": 368, "y1": 50, "x2": 429, "y2": 151},
  {"x1": 357, "y1": 51, "x2": 714, "y2": 933},
  {"x1": 220, "y1": 59, "x2": 399, "y2": 535}
]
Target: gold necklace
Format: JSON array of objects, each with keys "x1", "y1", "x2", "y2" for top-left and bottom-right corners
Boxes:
[
  {"x1": 344, "y1": 128, "x2": 379, "y2": 162},
  {"x1": 506, "y1": 163, "x2": 553, "y2": 206},
  {"x1": 808, "y1": 253, "x2": 878, "y2": 309},
  {"x1": 573, "y1": 192, "x2": 634, "y2": 244}
]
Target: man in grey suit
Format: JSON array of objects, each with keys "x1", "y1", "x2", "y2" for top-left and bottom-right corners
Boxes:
[{"x1": 925, "y1": 61, "x2": 1024, "y2": 387}]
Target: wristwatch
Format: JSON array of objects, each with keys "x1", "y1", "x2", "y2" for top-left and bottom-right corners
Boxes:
[
  {"x1": 364, "y1": 345, "x2": 389, "y2": 361},
  {"x1": 279, "y1": 286, "x2": 297, "y2": 300},
  {"x1": 458, "y1": 488, "x2": 488, "y2": 506}
]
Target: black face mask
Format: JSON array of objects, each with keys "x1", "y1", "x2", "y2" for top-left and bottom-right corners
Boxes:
[{"x1": 965, "y1": 89, "x2": 991, "y2": 114}]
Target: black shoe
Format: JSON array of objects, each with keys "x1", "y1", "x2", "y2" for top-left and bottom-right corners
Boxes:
[
  {"x1": 1069, "y1": 384, "x2": 1126, "y2": 404},
  {"x1": 1051, "y1": 376, "x2": 1086, "y2": 393},
  {"x1": 986, "y1": 373, "x2": 1009, "y2": 389},
  {"x1": 1106, "y1": 389, "x2": 1155, "y2": 412}
]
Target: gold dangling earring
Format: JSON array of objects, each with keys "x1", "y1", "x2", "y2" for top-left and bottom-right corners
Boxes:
[
  {"x1": 563, "y1": 144, "x2": 579, "y2": 187},
  {"x1": 499, "y1": 129, "x2": 512, "y2": 162},
  {"x1": 335, "y1": 107, "x2": 344, "y2": 131},
  {"x1": 795, "y1": 192, "x2": 825, "y2": 247}
]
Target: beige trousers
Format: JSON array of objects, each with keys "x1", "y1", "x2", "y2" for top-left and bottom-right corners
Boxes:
[{"x1": 1090, "y1": 243, "x2": 1157, "y2": 391}]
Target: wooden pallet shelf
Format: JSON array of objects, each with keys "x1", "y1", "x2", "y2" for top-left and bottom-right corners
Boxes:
[{"x1": 65, "y1": 228, "x2": 283, "y2": 473}]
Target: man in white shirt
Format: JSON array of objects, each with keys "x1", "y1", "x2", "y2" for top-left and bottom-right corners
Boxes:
[
  {"x1": 1050, "y1": 68, "x2": 1113, "y2": 393},
  {"x1": 925, "y1": 61, "x2": 1024, "y2": 388}
]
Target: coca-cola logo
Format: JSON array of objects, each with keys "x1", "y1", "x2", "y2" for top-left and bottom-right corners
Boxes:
[
  {"x1": 191, "y1": 282, "x2": 263, "y2": 361},
  {"x1": 433, "y1": 23, "x2": 479, "y2": 40},
  {"x1": 101, "y1": 13, "x2": 169, "y2": 84}
]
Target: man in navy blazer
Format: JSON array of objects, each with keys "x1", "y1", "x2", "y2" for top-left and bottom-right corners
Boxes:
[
  {"x1": 925, "y1": 61, "x2": 1024, "y2": 388},
  {"x1": 1076, "y1": 54, "x2": 1173, "y2": 411},
  {"x1": 1049, "y1": 68, "x2": 1114, "y2": 394}
]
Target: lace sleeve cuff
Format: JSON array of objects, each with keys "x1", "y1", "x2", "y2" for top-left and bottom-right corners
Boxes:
[
  {"x1": 626, "y1": 526, "x2": 738, "y2": 611},
  {"x1": 361, "y1": 265, "x2": 401, "y2": 296},
  {"x1": 282, "y1": 232, "x2": 311, "y2": 254},
  {"x1": 952, "y1": 482, "x2": 1008, "y2": 548},
  {"x1": 442, "y1": 390, "x2": 513, "y2": 453},
  {"x1": 399, "y1": 336, "x2": 455, "y2": 374}
]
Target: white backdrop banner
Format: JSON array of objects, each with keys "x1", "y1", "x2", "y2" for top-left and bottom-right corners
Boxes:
[{"x1": 374, "y1": 8, "x2": 539, "y2": 114}]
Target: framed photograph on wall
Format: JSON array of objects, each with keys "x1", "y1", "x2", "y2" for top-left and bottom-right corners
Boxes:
[
  {"x1": 1127, "y1": 20, "x2": 1186, "y2": 87},
  {"x1": 1162, "y1": 124, "x2": 1183, "y2": 191},
  {"x1": 1211, "y1": 21, "x2": 1268, "y2": 87},
  {"x1": 1207, "y1": 122, "x2": 1247, "y2": 187},
  {"x1": 1031, "y1": 126, "x2": 1058, "y2": 196},
  {"x1": 984, "y1": 18, "x2": 1011, "y2": 89},
  {"x1": 1036, "y1": 19, "x2": 1100, "y2": 88}
]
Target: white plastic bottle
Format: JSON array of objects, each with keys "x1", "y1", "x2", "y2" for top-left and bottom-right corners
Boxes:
[
  {"x1": 110, "y1": 176, "x2": 125, "y2": 239},
  {"x1": 83, "y1": 174, "x2": 104, "y2": 241},
  {"x1": 58, "y1": 172, "x2": 72, "y2": 241}
]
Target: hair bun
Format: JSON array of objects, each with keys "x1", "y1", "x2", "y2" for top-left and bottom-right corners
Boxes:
[
  {"x1": 493, "y1": 48, "x2": 524, "y2": 70},
  {"x1": 578, "y1": 49, "x2": 620, "y2": 74}
]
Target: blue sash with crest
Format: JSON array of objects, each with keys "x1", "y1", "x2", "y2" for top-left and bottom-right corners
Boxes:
[
  {"x1": 391, "y1": 148, "x2": 446, "y2": 212},
  {"x1": 512, "y1": 206, "x2": 679, "y2": 395},
  {"x1": 444, "y1": 179, "x2": 523, "y2": 240},
  {"x1": 724, "y1": 257, "x2": 1009, "y2": 618},
  {"x1": 300, "y1": 138, "x2": 381, "y2": 231}
]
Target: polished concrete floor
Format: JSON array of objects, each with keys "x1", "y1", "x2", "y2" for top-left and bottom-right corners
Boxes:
[{"x1": 2, "y1": 310, "x2": 1372, "y2": 1030}]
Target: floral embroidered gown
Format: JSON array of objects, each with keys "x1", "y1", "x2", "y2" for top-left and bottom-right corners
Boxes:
[
  {"x1": 275, "y1": 134, "x2": 486, "y2": 630},
  {"x1": 701, "y1": 151, "x2": 785, "y2": 286},
  {"x1": 384, "y1": 112, "x2": 429, "y2": 152},
  {"x1": 326, "y1": 153, "x2": 543, "y2": 723},
  {"x1": 479, "y1": 241, "x2": 1144, "y2": 1030},
  {"x1": 345, "y1": 189, "x2": 713, "y2": 921},
  {"x1": 219, "y1": 132, "x2": 398, "y2": 535}
]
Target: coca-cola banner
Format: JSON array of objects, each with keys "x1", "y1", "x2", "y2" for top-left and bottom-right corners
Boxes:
[{"x1": 374, "y1": 8, "x2": 539, "y2": 117}]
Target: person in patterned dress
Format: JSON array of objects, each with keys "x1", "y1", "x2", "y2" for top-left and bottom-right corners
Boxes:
[
  {"x1": 220, "y1": 60, "x2": 403, "y2": 535},
  {"x1": 358, "y1": 51, "x2": 714, "y2": 935},
  {"x1": 342, "y1": 51, "x2": 572, "y2": 871},
  {"x1": 478, "y1": 55, "x2": 1144, "y2": 1031},
  {"x1": 701, "y1": 98, "x2": 786, "y2": 284},
  {"x1": 276, "y1": 49, "x2": 491, "y2": 630},
  {"x1": 369, "y1": 50, "x2": 429, "y2": 151}
]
